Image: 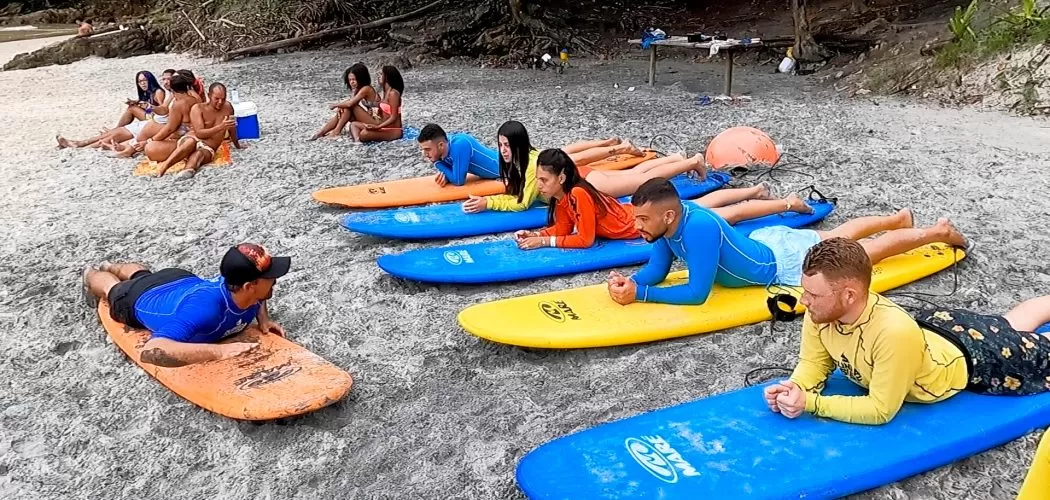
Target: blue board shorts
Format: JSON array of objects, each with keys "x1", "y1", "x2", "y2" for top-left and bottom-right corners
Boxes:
[{"x1": 748, "y1": 226, "x2": 822, "y2": 286}]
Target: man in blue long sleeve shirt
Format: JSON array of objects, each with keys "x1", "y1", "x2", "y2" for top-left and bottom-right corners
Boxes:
[
  {"x1": 607, "y1": 178, "x2": 968, "y2": 306},
  {"x1": 417, "y1": 123, "x2": 500, "y2": 187}
]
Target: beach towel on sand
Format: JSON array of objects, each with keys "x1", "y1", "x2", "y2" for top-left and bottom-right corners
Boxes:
[{"x1": 132, "y1": 141, "x2": 232, "y2": 177}]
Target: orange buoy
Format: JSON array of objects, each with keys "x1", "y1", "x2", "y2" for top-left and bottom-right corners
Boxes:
[{"x1": 704, "y1": 127, "x2": 780, "y2": 170}]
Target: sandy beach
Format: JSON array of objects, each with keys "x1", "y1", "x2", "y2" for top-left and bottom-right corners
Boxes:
[{"x1": 0, "y1": 46, "x2": 1049, "y2": 499}]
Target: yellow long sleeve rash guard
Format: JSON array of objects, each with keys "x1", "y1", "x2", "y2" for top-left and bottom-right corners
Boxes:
[
  {"x1": 484, "y1": 149, "x2": 540, "y2": 212},
  {"x1": 789, "y1": 293, "x2": 970, "y2": 425}
]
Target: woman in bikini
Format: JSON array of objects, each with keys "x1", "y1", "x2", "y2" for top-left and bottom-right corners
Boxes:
[
  {"x1": 56, "y1": 70, "x2": 169, "y2": 149},
  {"x1": 513, "y1": 148, "x2": 813, "y2": 250},
  {"x1": 310, "y1": 63, "x2": 379, "y2": 140},
  {"x1": 462, "y1": 121, "x2": 708, "y2": 213},
  {"x1": 349, "y1": 65, "x2": 405, "y2": 143}
]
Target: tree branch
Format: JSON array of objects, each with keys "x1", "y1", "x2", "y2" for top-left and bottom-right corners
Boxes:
[{"x1": 224, "y1": 0, "x2": 444, "y2": 60}]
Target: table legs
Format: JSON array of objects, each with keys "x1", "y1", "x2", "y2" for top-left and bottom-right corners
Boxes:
[
  {"x1": 724, "y1": 50, "x2": 734, "y2": 96},
  {"x1": 648, "y1": 46, "x2": 657, "y2": 86}
]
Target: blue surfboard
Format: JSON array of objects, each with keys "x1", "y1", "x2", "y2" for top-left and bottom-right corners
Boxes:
[
  {"x1": 376, "y1": 199, "x2": 834, "y2": 284},
  {"x1": 343, "y1": 173, "x2": 731, "y2": 240},
  {"x1": 516, "y1": 372, "x2": 1050, "y2": 499}
]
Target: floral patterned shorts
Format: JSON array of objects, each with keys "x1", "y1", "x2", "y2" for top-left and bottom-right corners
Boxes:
[{"x1": 916, "y1": 307, "x2": 1050, "y2": 395}]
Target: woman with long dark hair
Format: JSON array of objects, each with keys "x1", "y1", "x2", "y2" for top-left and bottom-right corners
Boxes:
[
  {"x1": 311, "y1": 63, "x2": 379, "y2": 140},
  {"x1": 350, "y1": 65, "x2": 405, "y2": 143},
  {"x1": 513, "y1": 149, "x2": 813, "y2": 250},
  {"x1": 464, "y1": 121, "x2": 710, "y2": 213},
  {"x1": 57, "y1": 70, "x2": 167, "y2": 149},
  {"x1": 116, "y1": 71, "x2": 164, "y2": 128}
]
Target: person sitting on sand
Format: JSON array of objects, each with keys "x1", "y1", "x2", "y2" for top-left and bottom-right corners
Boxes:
[
  {"x1": 606, "y1": 178, "x2": 968, "y2": 306},
  {"x1": 513, "y1": 149, "x2": 810, "y2": 250},
  {"x1": 762, "y1": 237, "x2": 1050, "y2": 425},
  {"x1": 90, "y1": 70, "x2": 201, "y2": 156},
  {"x1": 113, "y1": 72, "x2": 199, "y2": 158},
  {"x1": 463, "y1": 120, "x2": 704, "y2": 214},
  {"x1": 116, "y1": 71, "x2": 165, "y2": 129},
  {"x1": 348, "y1": 65, "x2": 405, "y2": 143},
  {"x1": 417, "y1": 123, "x2": 502, "y2": 187},
  {"x1": 311, "y1": 63, "x2": 379, "y2": 140},
  {"x1": 147, "y1": 82, "x2": 243, "y2": 178},
  {"x1": 81, "y1": 243, "x2": 291, "y2": 368},
  {"x1": 56, "y1": 70, "x2": 169, "y2": 149}
]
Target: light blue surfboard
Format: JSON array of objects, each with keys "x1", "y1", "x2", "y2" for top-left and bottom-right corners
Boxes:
[
  {"x1": 343, "y1": 173, "x2": 731, "y2": 240},
  {"x1": 375, "y1": 199, "x2": 834, "y2": 284},
  {"x1": 516, "y1": 372, "x2": 1050, "y2": 499}
]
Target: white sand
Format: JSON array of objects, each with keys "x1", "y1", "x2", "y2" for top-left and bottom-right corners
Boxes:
[{"x1": 0, "y1": 48, "x2": 1048, "y2": 498}]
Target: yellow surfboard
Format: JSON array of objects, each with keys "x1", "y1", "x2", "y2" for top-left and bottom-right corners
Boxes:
[{"x1": 458, "y1": 244, "x2": 965, "y2": 349}]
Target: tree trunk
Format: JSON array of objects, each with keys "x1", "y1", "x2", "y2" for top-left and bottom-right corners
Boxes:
[
  {"x1": 791, "y1": 0, "x2": 830, "y2": 62},
  {"x1": 509, "y1": 0, "x2": 523, "y2": 24}
]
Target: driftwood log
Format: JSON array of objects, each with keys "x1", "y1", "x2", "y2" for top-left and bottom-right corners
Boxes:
[{"x1": 224, "y1": 0, "x2": 444, "y2": 60}]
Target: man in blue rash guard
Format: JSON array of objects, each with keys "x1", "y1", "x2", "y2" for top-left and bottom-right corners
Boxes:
[
  {"x1": 81, "y1": 243, "x2": 291, "y2": 368},
  {"x1": 416, "y1": 123, "x2": 500, "y2": 187},
  {"x1": 607, "y1": 178, "x2": 968, "y2": 306}
]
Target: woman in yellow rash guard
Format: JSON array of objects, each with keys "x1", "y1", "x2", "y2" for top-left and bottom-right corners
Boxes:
[
  {"x1": 461, "y1": 120, "x2": 709, "y2": 214},
  {"x1": 1019, "y1": 429, "x2": 1050, "y2": 499}
]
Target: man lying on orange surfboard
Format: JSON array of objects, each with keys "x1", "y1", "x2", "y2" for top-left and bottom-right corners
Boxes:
[{"x1": 81, "y1": 243, "x2": 291, "y2": 368}]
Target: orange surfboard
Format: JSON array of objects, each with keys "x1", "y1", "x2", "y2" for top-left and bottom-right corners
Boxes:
[
  {"x1": 312, "y1": 152, "x2": 659, "y2": 208},
  {"x1": 97, "y1": 300, "x2": 353, "y2": 421}
]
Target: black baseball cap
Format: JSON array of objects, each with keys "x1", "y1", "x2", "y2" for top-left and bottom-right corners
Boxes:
[{"x1": 220, "y1": 243, "x2": 291, "y2": 286}]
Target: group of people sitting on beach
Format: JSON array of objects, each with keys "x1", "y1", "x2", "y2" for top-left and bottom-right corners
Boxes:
[
  {"x1": 56, "y1": 68, "x2": 243, "y2": 178},
  {"x1": 310, "y1": 63, "x2": 405, "y2": 143}
]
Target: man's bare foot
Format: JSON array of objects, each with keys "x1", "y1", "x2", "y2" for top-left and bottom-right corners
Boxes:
[
  {"x1": 784, "y1": 193, "x2": 814, "y2": 214},
  {"x1": 753, "y1": 182, "x2": 775, "y2": 200},
  {"x1": 56, "y1": 136, "x2": 73, "y2": 149},
  {"x1": 897, "y1": 208, "x2": 915, "y2": 229},
  {"x1": 689, "y1": 153, "x2": 708, "y2": 179},
  {"x1": 934, "y1": 217, "x2": 968, "y2": 248},
  {"x1": 82, "y1": 266, "x2": 99, "y2": 309},
  {"x1": 618, "y1": 140, "x2": 644, "y2": 157}
]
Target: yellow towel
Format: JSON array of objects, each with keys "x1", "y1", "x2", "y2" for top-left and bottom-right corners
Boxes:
[{"x1": 133, "y1": 141, "x2": 233, "y2": 177}]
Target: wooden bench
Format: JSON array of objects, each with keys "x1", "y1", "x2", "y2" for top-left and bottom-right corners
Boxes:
[{"x1": 627, "y1": 36, "x2": 764, "y2": 96}]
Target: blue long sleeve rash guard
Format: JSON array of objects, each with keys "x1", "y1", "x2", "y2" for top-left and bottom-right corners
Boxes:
[{"x1": 632, "y1": 201, "x2": 780, "y2": 305}]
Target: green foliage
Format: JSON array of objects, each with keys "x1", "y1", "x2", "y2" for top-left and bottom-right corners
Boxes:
[
  {"x1": 949, "y1": 0, "x2": 980, "y2": 41},
  {"x1": 938, "y1": 0, "x2": 1050, "y2": 68}
]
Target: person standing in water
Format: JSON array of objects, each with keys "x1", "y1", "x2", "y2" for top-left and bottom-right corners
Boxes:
[
  {"x1": 311, "y1": 63, "x2": 379, "y2": 140},
  {"x1": 513, "y1": 148, "x2": 813, "y2": 250},
  {"x1": 349, "y1": 65, "x2": 405, "y2": 143}
]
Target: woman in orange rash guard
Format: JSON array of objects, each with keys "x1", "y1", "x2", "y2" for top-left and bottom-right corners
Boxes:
[{"x1": 514, "y1": 149, "x2": 815, "y2": 250}]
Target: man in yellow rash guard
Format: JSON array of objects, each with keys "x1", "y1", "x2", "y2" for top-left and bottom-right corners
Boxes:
[{"x1": 764, "y1": 237, "x2": 1050, "y2": 425}]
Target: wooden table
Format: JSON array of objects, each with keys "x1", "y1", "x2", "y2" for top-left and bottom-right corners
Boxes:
[{"x1": 627, "y1": 36, "x2": 764, "y2": 96}]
